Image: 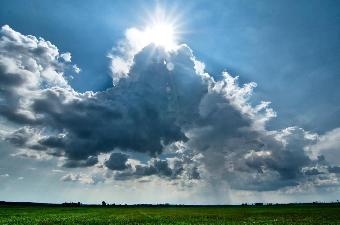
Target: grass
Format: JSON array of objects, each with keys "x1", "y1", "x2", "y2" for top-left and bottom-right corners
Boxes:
[{"x1": 0, "y1": 204, "x2": 340, "y2": 224}]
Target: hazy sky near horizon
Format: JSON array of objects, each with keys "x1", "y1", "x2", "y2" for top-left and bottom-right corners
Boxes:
[{"x1": 0, "y1": 0, "x2": 340, "y2": 204}]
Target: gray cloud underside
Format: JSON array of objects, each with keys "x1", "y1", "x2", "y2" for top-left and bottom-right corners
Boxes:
[{"x1": 1, "y1": 25, "x2": 340, "y2": 191}]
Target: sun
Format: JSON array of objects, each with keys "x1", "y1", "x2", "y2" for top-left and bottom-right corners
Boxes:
[
  {"x1": 140, "y1": 5, "x2": 182, "y2": 52},
  {"x1": 144, "y1": 22, "x2": 177, "y2": 51}
]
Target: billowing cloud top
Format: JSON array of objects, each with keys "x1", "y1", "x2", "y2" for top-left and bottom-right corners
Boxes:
[{"x1": 1, "y1": 25, "x2": 340, "y2": 195}]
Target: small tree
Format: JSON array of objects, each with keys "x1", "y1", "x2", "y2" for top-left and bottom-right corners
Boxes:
[{"x1": 102, "y1": 201, "x2": 106, "y2": 206}]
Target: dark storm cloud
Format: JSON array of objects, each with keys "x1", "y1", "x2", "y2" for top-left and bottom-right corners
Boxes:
[
  {"x1": 328, "y1": 166, "x2": 340, "y2": 174},
  {"x1": 4, "y1": 127, "x2": 30, "y2": 147},
  {"x1": 135, "y1": 161, "x2": 171, "y2": 177},
  {"x1": 187, "y1": 166, "x2": 200, "y2": 180},
  {"x1": 114, "y1": 158, "x2": 183, "y2": 180},
  {"x1": 0, "y1": 25, "x2": 189, "y2": 161},
  {"x1": 0, "y1": 30, "x2": 200, "y2": 160},
  {"x1": 1, "y1": 25, "x2": 340, "y2": 191},
  {"x1": 304, "y1": 168, "x2": 323, "y2": 176},
  {"x1": 63, "y1": 156, "x2": 98, "y2": 168},
  {"x1": 27, "y1": 71, "x2": 188, "y2": 159},
  {"x1": 105, "y1": 152, "x2": 130, "y2": 171}
]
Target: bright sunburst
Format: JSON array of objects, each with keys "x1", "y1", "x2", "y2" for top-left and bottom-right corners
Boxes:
[
  {"x1": 144, "y1": 22, "x2": 176, "y2": 51},
  {"x1": 140, "y1": 5, "x2": 182, "y2": 51}
]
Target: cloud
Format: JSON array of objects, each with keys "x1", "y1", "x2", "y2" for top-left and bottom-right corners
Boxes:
[
  {"x1": 62, "y1": 156, "x2": 98, "y2": 168},
  {"x1": 328, "y1": 166, "x2": 340, "y2": 174},
  {"x1": 113, "y1": 158, "x2": 183, "y2": 180},
  {"x1": 303, "y1": 168, "x2": 323, "y2": 176},
  {"x1": 72, "y1": 64, "x2": 81, "y2": 74},
  {"x1": 105, "y1": 152, "x2": 130, "y2": 171},
  {"x1": 0, "y1": 25, "x2": 340, "y2": 194},
  {"x1": 5, "y1": 127, "x2": 32, "y2": 147},
  {"x1": 0, "y1": 24, "x2": 75, "y2": 126},
  {"x1": 0, "y1": 173, "x2": 10, "y2": 178},
  {"x1": 60, "y1": 52, "x2": 71, "y2": 62},
  {"x1": 107, "y1": 28, "x2": 145, "y2": 84},
  {"x1": 60, "y1": 173, "x2": 100, "y2": 185},
  {"x1": 308, "y1": 128, "x2": 340, "y2": 165}
]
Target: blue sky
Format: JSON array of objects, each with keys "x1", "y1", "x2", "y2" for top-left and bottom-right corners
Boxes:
[{"x1": 0, "y1": 0, "x2": 340, "y2": 204}]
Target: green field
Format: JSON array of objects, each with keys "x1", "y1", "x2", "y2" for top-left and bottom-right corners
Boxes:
[{"x1": 0, "y1": 205, "x2": 340, "y2": 225}]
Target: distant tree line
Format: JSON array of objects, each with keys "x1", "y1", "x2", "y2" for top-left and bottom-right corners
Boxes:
[{"x1": 1, "y1": 200, "x2": 340, "y2": 207}]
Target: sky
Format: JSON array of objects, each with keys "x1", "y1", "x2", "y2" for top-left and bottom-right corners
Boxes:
[{"x1": 0, "y1": 0, "x2": 339, "y2": 204}]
